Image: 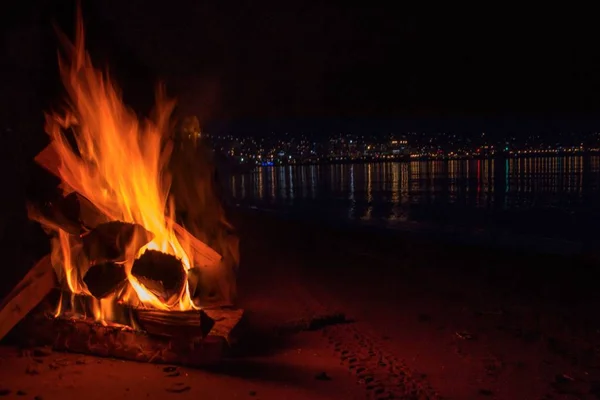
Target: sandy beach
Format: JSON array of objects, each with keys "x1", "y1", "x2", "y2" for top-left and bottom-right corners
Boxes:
[{"x1": 2, "y1": 207, "x2": 600, "y2": 399}]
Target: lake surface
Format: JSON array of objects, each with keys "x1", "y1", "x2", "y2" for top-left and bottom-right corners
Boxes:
[{"x1": 225, "y1": 156, "x2": 600, "y2": 252}]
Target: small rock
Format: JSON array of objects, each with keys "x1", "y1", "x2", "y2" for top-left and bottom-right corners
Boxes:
[
  {"x1": 249, "y1": 390, "x2": 257, "y2": 396},
  {"x1": 16, "y1": 390, "x2": 26, "y2": 396},
  {"x1": 166, "y1": 372, "x2": 180, "y2": 378},
  {"x1": 33, "y1": 347, "x2": 52, "y2": 358},
  {"x1": 75, "y1": 357, "x2": 87, "y2": 365},
  {"x1": 315, "y1": 372, "x2": 332, "y2": 381},
  {"x1": 34, "y1": 396, "x2": 43, "y2": 400},
  {"x1": 49, "y1": 358, "x2": 69, "y2": 370},
  {"x1": 455, "y1": 331, "x2": 476, "y2": 340},
  {"x1": 163, "y1": 366, "x2": 177, "y2": 373},
  {"x1": 479, "y1": 388, "x2": 493, "y2": 396},
  {"x1": 26, "y1": 364, "x2": 40, "y2": 375},
  {"x1": 0, "y1": 388, "x2": 11, "y2": 396},
  {"x1": 165, "y1": 382, "x2": 190, "y2": 393}
]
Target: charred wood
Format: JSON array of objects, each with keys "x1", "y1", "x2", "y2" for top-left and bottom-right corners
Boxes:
[
  {"x1": 131, "y1": 250, "x2": 186, "y2": 306},
  {"x1": 17, "y1": 314, "x2": 225, "y2": 367},
  {"x1": 82, "y1": 262, "x2": 127, "y2": 299},
  {"x1": 69, "y1": 192, "x2": 111, "y2": 230},
  {"x1": 27, "y1": 197, "x2": 81, "y2": 236},
  {"x1": 33, "y1": 289, "x2": 218, "y2": 340},
  {"x1": 81, "y1": 221, "x2": 153, "y2": 264}
]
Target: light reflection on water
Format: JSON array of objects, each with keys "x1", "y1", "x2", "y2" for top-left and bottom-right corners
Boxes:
[{"x1": 227, "y1": 156, "x2": 600, "y2": 241}]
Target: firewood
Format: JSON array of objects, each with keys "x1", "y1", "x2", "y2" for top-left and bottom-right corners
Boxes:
[
  {"x1": 203, "y1": 307, "x2": 245, "y2": 345},
  {"x1": 0, "y1": 255, "x2": 57, "y2": 341},
  {"x1": 34, "y1": 143, "x2": 223, "y2": 266},
  {"x1": 81, "y1": 221, "x2": 154, "y2": 264},
  {"x1": 131, "y1": 250, "x2": 187, "y2": 306},
  {"x1": 26, "y1": 198, "x2": 81, "y2": 236},
  {"x1": 44, "y1": 289, "x2": 219, "y2": 339},
  {"x1": 73, "y1": 193, "x2": 112, "y2": 229},
  {"x1": 34, "y1": 141, "x2": 61, "y2": 178},
  {"x1": 11, "y1": 291, "x2": 244, "y2": 367},
  {"x1": 170, "y1": 220, "x2": 222, "y2": 267},
  {"x1": 134, "y1": 309, "x2": 215, "y2": 338},
  {"x1": 17, "y1": 314, "x2": 226, "y2": 367},
  {"x1": 27, "y1": 192, "x2": 112, "y2": 236},
  {"x1": 82, "y1": 262, "x2": 127, "y2": 299}
]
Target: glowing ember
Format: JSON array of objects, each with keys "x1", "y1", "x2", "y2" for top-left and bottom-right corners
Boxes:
[{"x1": 31, "y1": 8, "x2": 221, "y2": 324}]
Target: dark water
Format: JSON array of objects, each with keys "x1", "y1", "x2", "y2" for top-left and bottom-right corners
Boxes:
[{"x1": 226, "y1": 156, "x2": 600, "y2": 252}]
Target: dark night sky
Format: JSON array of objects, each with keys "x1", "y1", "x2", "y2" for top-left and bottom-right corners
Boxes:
[{"x1": 2, "y1": 2, "x2": 600, "y2": 129}]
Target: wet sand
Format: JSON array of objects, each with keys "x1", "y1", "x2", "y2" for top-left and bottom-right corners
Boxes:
[{"x1": 3, "y1": 208, "x2": 600, "y2": 399}]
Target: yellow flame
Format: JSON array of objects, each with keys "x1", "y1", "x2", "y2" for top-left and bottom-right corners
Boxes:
[
  {"x1": 45, "y1": 8, "x2": 196, "y2": 313},
  {"x1": 58, "y1": 230, "x2": 77, "y2": 292}
]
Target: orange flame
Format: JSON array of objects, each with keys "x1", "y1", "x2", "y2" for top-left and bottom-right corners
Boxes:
[{"x1": 45, "y1": 9, "x2": 197, "y2": 313}]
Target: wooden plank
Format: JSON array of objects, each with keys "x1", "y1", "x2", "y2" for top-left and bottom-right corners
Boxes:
[{"x1": 0, "y1": 255, "x2": 57, "y2": 341}]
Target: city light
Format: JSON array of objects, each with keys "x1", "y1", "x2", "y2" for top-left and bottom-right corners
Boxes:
[{"x1": 200, "y1": 131, "x2": 600, "y2": 166}]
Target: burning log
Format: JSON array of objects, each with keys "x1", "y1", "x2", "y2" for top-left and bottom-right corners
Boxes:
[
  {"x1": 27, "y1": 197, "x2": 81, "y2": 236},
  {"x1": 131, "y1": 250, "x2": 187, "y2": 306},
  {"x1": 71, "y1": 192, "x2": 112, "y2": 229},
  {"x1": 135, "y1": 309, "x2": 215, "y2": 338},
  {"x1": 81, "y1": 221, "x2": 154, "y2": 264},
  {"x1": 34, "y1": 141, "x2": 223, "y2": 266},
  {"x1": 27, "y1": 191, "x2": 112, "y2": 237},
  {"x1": 82, "y1": 262, "x2": 127, "y2": 299},
  {"x1": 10, "y1": 291, "x2": 244, "y2": 367},
  {"x1": 0, "y1": 256, "x2": 56, "y2": 341},
  {"x1": 18, "y1": 314, "x2": 226, "y2": 367},
  {"x1": 170, "y1": 219, "x2": 222, "y2": 267}
]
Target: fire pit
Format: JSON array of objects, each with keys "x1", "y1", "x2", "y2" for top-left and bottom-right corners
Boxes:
[{"x1": 0, "y1": 9, "x2": 242, "y2": 367}]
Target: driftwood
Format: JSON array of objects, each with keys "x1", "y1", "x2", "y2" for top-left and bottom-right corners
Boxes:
[
  {"x1": 0, "y1": 255, "x2": 57, "y2": 341},
  {"x1": 131, "y1": 250, "x2": 187, "y2": 306}
]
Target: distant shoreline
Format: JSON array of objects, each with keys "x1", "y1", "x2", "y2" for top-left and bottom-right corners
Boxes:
[{"x1": 237, "y1": 150, "x2": 600, "y2": 168}]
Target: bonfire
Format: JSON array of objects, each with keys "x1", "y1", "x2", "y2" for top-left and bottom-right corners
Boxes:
[{"x1": 0, "y1": 7, "x2": 242, "y2": 366}]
